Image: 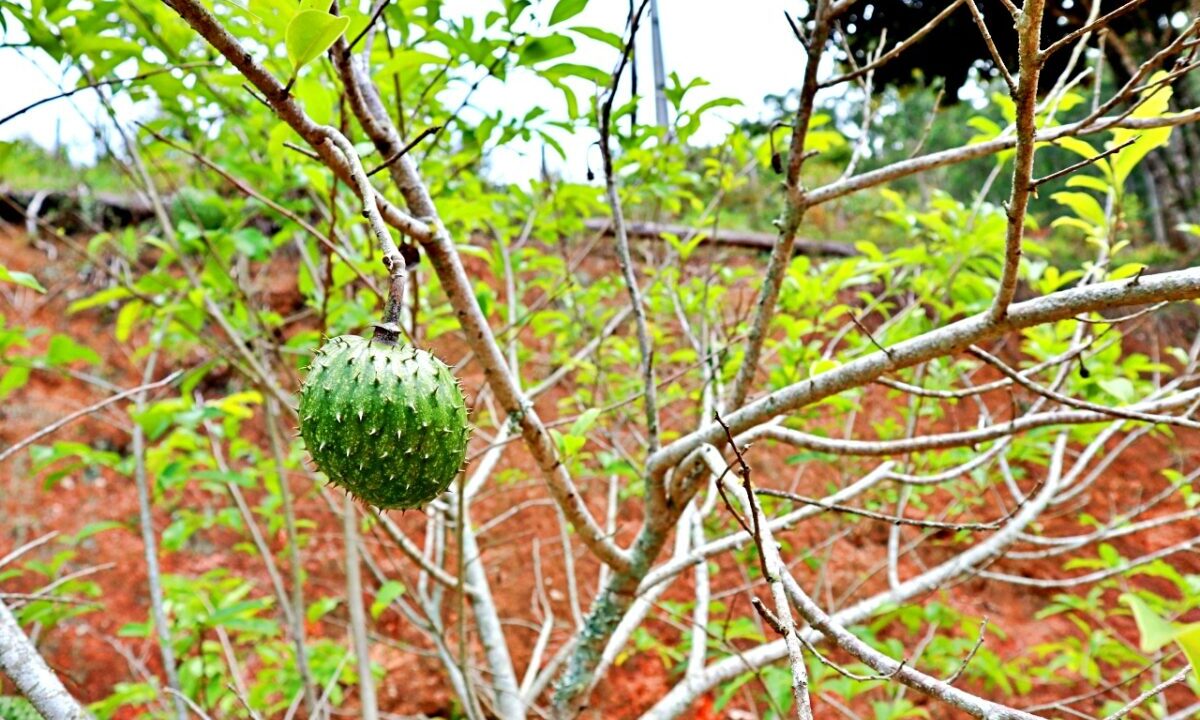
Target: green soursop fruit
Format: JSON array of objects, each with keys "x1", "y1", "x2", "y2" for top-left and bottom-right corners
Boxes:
[{"x1": 299, "y1": 335, "x2": 469, "y2": 509}]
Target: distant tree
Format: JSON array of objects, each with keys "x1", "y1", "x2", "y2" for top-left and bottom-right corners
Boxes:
[{"x1": 831, "y1": 0, "x2": 1200, "y2": 249}]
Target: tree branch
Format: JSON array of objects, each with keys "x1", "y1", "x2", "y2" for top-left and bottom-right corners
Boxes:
[
  {"x1": 0, "y1": 599, "x2": 90, "y2": 719},
  {"x1": 0, "y1": 371, "x2": 182, "y2": 465},
  {"x1": 990, "y1": 0, "x2": 1047, "y2": 323},
  {"x1": 649, "y1": 266, "x2": 1200, "y2": 478},
  {"x1": 727, "y1": 0, "x2": 835, "y2": 409}
]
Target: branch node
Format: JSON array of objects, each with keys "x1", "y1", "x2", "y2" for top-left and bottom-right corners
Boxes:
[{"x1": 751, "y1": 596, "x2": 788, "y2": 635}]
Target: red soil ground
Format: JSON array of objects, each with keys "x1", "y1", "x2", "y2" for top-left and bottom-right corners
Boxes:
[{"x1": 2, "y1": 222, "x2": 1199, "y2": 719}]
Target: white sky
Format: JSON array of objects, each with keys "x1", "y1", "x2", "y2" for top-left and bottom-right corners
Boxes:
[{"x1": 0, "y1": 1, "x2": 812, "y2": 183}]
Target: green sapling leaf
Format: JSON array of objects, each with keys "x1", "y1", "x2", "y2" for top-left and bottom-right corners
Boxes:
[{"x1": 286, "y1": 9, "x2": 350, "y2": 75}]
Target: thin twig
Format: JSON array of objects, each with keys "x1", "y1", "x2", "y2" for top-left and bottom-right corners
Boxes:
[
  {"x1": 849, "y1": 313, "x2": 893, "y2": 358},
  {"x1": 343, "y1": 496, "x2": 380, "y2": 720},
  {"x1": 346, "y1": 0, "x2": 390, "y2": 52},
  {"x1": 281, "y1": 141, "x2": 321, "y2": 161},
  {"x1": 0, "y1": 533, "x2": 58, "y2": 569},
  {"x1": 1041, "y1": 0, "x2": 1151, "y2": 60},
  {"x1": 821, "y1": 0, "x2": 966, "y2": 88},
  {"x1": 0, "y1": 62, "x2": 215, "y2": 127},
  {"x1": 965, "y1": 0, "x2": 1016, "y2": 91},
  {"x1": 943, "y1": 617, "x2": 988, "y2": 685},
  {"x1": 714, "y1": 413, "x2": 770, "y2": 582},
  {"x1": 1033, "y1": 136, "x2": 1139, "y2": 189},
  {"x1": 727, "y1": 0, "x2": 835, "y2": 408},
  {"x1": 265, "y1": 399, "x2": 319, "y2": 716},
  {"x1": 597, "y1": 0, "x2": 660, "y2": 457},
  {"x1": 0, "y1": 371, "x2": 182, "y2": 465},
  {"x1": 1100, "y1": 667, "x2": 1191, "y2": 720},
  {"x1": 138, "y1": 122, "x2": 384, "y2": 302},
  {"x1": 755, "y1": 488, "x2": 1005, "y2": 531},
  {"x1": 166, "y1": 688, "x2": 214, "y2": 720},
  {"x1": 366, "y1": 124, "x2": 441, "y2": 177},
  {"x1": 798, "y1": 633, "x2": 907, "y2": 682},
  {"x1": 133, "y1": 348, "x2": 187, "y2": 720}
]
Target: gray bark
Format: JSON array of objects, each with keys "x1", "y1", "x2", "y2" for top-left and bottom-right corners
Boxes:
[{"x1": 0, "y1": 599, "x2": 90, "y2": 719}]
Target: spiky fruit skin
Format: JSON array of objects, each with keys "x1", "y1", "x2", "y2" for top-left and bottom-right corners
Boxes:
[{"x1": 299, "y1": 335, "x2": 469, "y2": 509}]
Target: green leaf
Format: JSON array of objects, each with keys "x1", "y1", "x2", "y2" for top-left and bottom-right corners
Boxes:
[
  {"x1": 379, "y1": 49, "x2": 447, "y2": 77},
  {"x1": 1065, "y1": 175, "x2": 1110, "y2": 194},
  {"x1": 569, "y1": 407, "x2": 602, "y2": 436},
  {"x1": 370, "y1": 581, "x2": 405, "y2": 618},
  {"x1": 67, "y1": 286, "x2": 132, "y2": 314},
  {"x1": 1175, "y1": 625, "x2": 1200, "y2": 677},
  {"x1": 46, "y1": 335, "x2": 103, "y2": 366},
  {"x1": 549, "y1": 0, "x2": 587, "y2": 25},
  {"x1": 0, "y1": 366, "x2": 30, "y2": 400},
  {"x1": 70, "y1": 520, "x2": 126, "y2": 543},
  {"x1": 1108, "y1": 263, "x2": 1146, "y2": 281},
  {"x1": 1051, "y1": 216, "x2": 1096, "y2": 235},
  {"x1": 1054, "y1": 136, "x2": 1100, "y2": 162},
  {"x1": 307, "y1": 596, "x2": 340, "y2": 623},
  {"x1": 541, "y1": 62, "x2": 610, "y2": 84},
  {"x1": 1110, "y1": 71, "x2": 1174, "y2": 186},
  {"x1": 545, "y1": 76, "x2": 579, "y2": 118},
  {"x1": 714, "y1": 673, "x2": 755, "y2": 711},
  {"x1": 286, "y1": 9, "x2": 350, "y2": 73},
  {"x1": 966, "y1": 116, "x2": 1001, "y2": 139},
  {"x1": 115, "y1": 300, "x2": 143, "y2": 343},
  {"x1": 570, "y1": 25, "x2": 622, "y2": 49},
  {"x1": 1123, "y1": 595, "x2": 1181, "y2": 652},
  {"x1": 551, "y1": 428, "x2": 587, "y2": 457},
  {"x1": 118, "y1": 621, "x2": 151, "y2": 638},
  {"x1": 1124, "y1": 594, "x2": 1200, "y2": 680},
  {"x1": 0, "y1": 264, "x2": 45, "y2": 293},
  {"x1": 1098, "y1": 378, "x2": 1135, "y2": 404},
  {"x1": 519, "y1": 34, "x2": 576, "y2": 65},
  {"x1": 210, "y1": 390, "x2": 264, "y2": 420},
  {"x1": 1051, "y1": 191, "x2": 1107, "y2": 227}
]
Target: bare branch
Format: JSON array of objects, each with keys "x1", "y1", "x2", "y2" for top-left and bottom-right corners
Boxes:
[
  {"x1": 0, "y1": 599, "x2": 89, "y2": 719},
  {"x1": 598, "y1": 0, "x2": 660, "y2": 456},
  {"x1": 1032, "y1": 136, "x2": 1139, "y2": 189},
  {"x1": 650, "y1": 266, "x2": 1200, "y2": 478},
  {"x1": 0, "y1": 533, "x2": 58, "y2": 570},
  {"x1": 642, "y1": 436, "x2": 1067, "y2": 719},
  {"x1": 755, "y1": 488, "x2": 1005, "y2": 531},
  {"x1": 821, "y1": 0, "x2": 967, "y2": 89},
  {"x1": 0, "y1": 371, "x2": 182, "y2": 465},
  {"x1": 324, "y1": 6, "x2": 630, "y2": 571},
  {"x1": 805, "y1": 108, "x2": 1200, "y2": 209},
  {"x1": 1100, "y1": 668, "x2": 1192, "y2": 720},
  {"x1": 0, "y1": 62, "x2": 215, "y2": 127},
  {"x1": 159, "y1": 0, "x2": 432, "y2": 242},
  {"x1": 968, "y1": 345, "x2": 1200, "y2": 429},
  {"x1": 943, "y1": 618, "x2": 989, "y2": 685},
  {"x1": 965, "y1": 0, "x2": 1016, "y2": 92},
  {"x1": 990, "y1": 0, "x2": 1048, "y2": 323},
  {"x1": 713, "y1": 437, "x2": 814, "y2": 720},
  {"x1": 727, "y1": 0, "x2": 836, "y2": 408},
  {"x1": 1041, "y1": 0, "x2": 1151, "y2": 60}
]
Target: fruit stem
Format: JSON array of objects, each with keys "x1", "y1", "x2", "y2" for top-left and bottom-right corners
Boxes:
[{"x1": 373, "y1": 244, "x2": 419, "y2": 346}]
